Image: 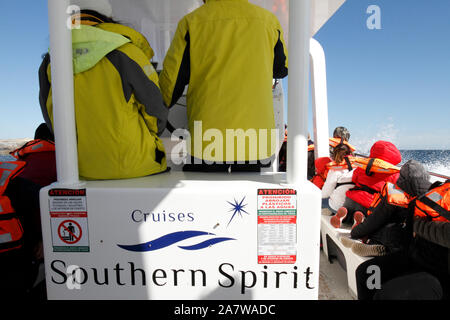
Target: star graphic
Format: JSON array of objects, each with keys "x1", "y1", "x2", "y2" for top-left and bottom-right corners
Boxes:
[{"x1": 226, "y1": 197, "x2": 249, "y2": 227}]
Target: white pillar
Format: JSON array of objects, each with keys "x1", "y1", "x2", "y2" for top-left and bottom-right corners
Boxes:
[
  {"x1": 310, "y1": 38, "x2": 330, "y2": 160},
  {"x1": 48, "y1": 0, "x2": 80, "y2": 185},
  {"x1": 287, "y1": 0, "x2": 311, "y2": 184}
]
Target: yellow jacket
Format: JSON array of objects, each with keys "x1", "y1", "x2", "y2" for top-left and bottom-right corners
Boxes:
[
  {"x1": 39, "y1": 23, "x2": 168, "y2": 180},
  {"x1": 160, "y1": 0, "x2": 288, "y2": 163}
]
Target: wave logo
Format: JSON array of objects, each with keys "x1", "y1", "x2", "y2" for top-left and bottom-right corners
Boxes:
[{"x1": 117, "y1": 230, "x2": 235, "y2": 252}]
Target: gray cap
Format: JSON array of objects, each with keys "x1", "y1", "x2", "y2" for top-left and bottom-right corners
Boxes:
[
  {"x1": 333, "y1": 126, "x2": 350, "y2": 141},
  {"x1": 397, "y1": 160, "x2": 431, "y2": 197}
]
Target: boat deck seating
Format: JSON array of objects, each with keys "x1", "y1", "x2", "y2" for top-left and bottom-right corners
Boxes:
[{"x1": 320, "y1": 212, "x2": 372, "y2": 299}]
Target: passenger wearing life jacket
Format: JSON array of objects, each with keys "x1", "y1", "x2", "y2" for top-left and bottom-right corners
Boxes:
[
  {"x1": 321, "y1": 144, "x2": 356, "y2": 213},
  {"x1": 415, "y1": 180, "x2": 450, "y2": 222},
  {"x1": 160, "y1": 0, "x2": 288, "y2": 171},
  {"x1": 0, "y1": 160, "x2": 34, "y2": 298},
  {"x1": 0, "y1": 162, "x2": 26, "y2": 254},
  {"x1": 312, "y1": 157, "x2": 332, "y2": 189},
  {"x1": 0, "y1": 125, "x2": 59, "y2": 297},
  {"x1": 311, "y1": 137, "x2": 355, "y2": 190},
  {"x1": 345, "y1": 160, "x2": 432, "y2": 257},
  {"x1": 353, "y1": 162, "x2": 450, "y2": 300},
  {"x1": 308, "y1": 126, "x2": 356, "y2": 180},
  {"x1": 10, "y1": 124, "x2": 57, "y2": 187},
  {"x1": 39, "y1": 0, "x2": 168, "y2": 180},
  {"x1": 333, "y1": 140, "x2": 402, "y2": 228}
]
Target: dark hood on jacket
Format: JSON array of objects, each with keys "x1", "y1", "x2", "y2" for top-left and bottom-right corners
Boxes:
[{"x1": 396, "y1": 160, "x2": 432, "y2": 197}]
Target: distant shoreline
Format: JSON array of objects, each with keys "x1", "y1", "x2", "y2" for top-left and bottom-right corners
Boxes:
[
  {"x1": 1, "y1": 138, "x2": 449, "y2": 155},
  {"x1": 0, "y1": 138, "x2": 32, "y2": 155}
]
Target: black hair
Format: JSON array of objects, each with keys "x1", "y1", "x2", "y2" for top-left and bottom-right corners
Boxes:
[{"x1": 35, "y1": 123, "x2": 55, "y2": 142}]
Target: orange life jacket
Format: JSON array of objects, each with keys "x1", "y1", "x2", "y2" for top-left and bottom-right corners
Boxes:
[
  {"x1": 415, "y1": 181, "x2": 450, "y2": 222},
  {"x1": 326, "y1": 156, "x2": 356, "y2": 172},
  {"x1": 352, "y1": 156, "x2": 400, "y2": 176},
  {"x1": 0, "y1": 161, "x2": 26, "y2": 253},
  {"x1": 311, "y1": 156, "x2": 355, "y2": 189},
  {"x1": 10, "y1": 139, "x2": 55, "y2": 159},
  {"x1": 307, "y1": 137, "x2": 356, "y2": 153},
  {"x1": 367, "y1": 182, "x2": 414, "y2": 215},
  {"x1": 328, "y1": 137, "x2": 357, "y2": 152}
]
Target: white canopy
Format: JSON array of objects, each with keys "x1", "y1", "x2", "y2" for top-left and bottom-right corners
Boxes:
[{"x1": 109, "y1": 0, "x2": 345, "y2": 63}]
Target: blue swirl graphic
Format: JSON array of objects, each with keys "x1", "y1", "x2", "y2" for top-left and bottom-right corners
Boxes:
[
  {"x1": 117, "y1": 230, "x2": 235, "y2": 252},
  {"x1": 178, "y1": 237, "x2": 235, "y2": 250}
]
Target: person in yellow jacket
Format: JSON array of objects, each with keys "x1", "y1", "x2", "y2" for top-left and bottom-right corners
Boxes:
[
  {"x1": 39, "y1": 0, "x2": 168, "y2": 180},
  {"x1": 160, "y1": 0, "x2": 288, "y2": 172}
]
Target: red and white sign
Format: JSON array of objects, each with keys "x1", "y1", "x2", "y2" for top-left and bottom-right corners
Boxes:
[
  {"x1": 257, "y1": 189, "x2": 297, "y2": 264},
  {"x1": 58, "y1": 220, "x2": 83, "y2": 244},
  {"x1": 49, "y1": 189, "x2": 89, "y2": 252}
]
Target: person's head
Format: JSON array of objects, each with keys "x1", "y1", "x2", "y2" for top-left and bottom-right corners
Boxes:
[
  {"x1": 35, "y1": 123, "x2": 55, "y2": 142},
  {"x1": 396, "y1": 160, "x2": 431, "y2": 197},
  {"x1": 332, "y1": 144, "x2": 352, "y2": 163},
  {"x1": 369, "y1": 140, "x2": 402, "y2": 165},
  {"x1": 333, "y1": 126, "x2": 350, "y2": 142}
]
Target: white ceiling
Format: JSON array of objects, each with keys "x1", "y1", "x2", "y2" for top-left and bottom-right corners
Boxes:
[{"x1": 108, "y1": 0, "x2": 345, "y2": 63}]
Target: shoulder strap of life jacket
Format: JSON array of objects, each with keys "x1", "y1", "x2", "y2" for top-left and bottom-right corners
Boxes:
[
  {"x1": 415, "y1": 181, "x2": 450, "y2": 222},
  {"x1": 367, "y1": 182, "x2": 388, "y2": 215},
  {"x1": 326, "y1": 156, "x2": 355, "y2": 171},
  {"x1": 0, "y1": 161, "x2": 26, "y2": 196},
  {"x1": 349, "y1": 183, "x2": 379, "y2": 196},
  {"x1": 10, "y1": 139, "x2": 55, "y2": 159}
]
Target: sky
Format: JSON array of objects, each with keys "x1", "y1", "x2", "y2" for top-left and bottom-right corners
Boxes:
[{"x1": 0, "y1": 0, "x2": 449, "y2": 150}]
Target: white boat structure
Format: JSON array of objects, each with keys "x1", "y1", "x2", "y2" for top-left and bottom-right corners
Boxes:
[{"x1": 39, "y1": 0, "x2": 355, "y2": 300}]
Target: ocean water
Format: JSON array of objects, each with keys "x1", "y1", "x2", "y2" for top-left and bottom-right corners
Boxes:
[
  {"x1": 1, "y1": 150, "x2": 449, "y2": 181},
  {"x1": 399, "y1": 150, "x2": 450, "y2": 182}
]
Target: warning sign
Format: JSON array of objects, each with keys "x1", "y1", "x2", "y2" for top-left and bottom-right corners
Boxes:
[
  {"x1": 58, "y1": 220, "x2": 82, "y2": 244},
  {"x1": 49, "y1": 189, "x2": 89, "y2": 252},
  {"x1": 257, "y1": 189, "x2": 297, "y2": 264}
]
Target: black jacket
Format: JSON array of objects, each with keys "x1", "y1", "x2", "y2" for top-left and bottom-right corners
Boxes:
[
  {"x1": 351, "y1": 160, "x2": 432, "y2": 253},
  {"x1": 412, "y1": 218, "x2": 450, "y2": 276}
]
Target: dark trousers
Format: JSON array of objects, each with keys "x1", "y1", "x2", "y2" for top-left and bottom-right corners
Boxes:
[
  {"x1": 183, "y1": 156, "x2": 271, "y2": 173},
  {"x1": 342, "y1": 197, "x2": 368, "y2": 225},
  {"x1": 356, "y1": 251, "x2": 445, "y2": 300}
]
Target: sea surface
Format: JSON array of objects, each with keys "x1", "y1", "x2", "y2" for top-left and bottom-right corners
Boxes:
[{"x1": 1, "y1": 150, "x2": 449, "y2": 181}]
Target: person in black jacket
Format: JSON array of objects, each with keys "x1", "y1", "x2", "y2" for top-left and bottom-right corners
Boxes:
[
  {"x1": 340, "y1": 160, "x2": 431, "y2": 257},
  {"x1": 355, "y1": 216, "x2": 450, "y2": 300}
]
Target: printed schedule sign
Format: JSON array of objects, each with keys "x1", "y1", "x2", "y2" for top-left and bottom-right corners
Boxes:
[
  {"x1": 48, "y1": 189, "x2": 89, "y2": 252},
  {"x1": 257, "y1": 189, "x2": 297, "y2": 264}
]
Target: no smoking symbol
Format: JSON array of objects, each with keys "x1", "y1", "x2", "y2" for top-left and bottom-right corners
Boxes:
[{"x1": 58, "y1": 220, "x2": 82, "y2": 244}]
